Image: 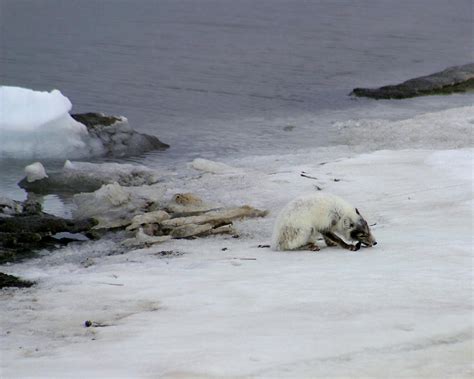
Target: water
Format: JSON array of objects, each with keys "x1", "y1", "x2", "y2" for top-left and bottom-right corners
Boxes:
[{"x1": 1, "y1": 0, "x2": 473, "y2": 210}]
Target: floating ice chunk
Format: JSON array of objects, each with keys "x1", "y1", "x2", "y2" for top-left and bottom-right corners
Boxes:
[
  {"x1": 0, "y1": 86, "x2": 104, "y2": 159},
  {"x1": 190, "y1": 158, "x2": 242, "y2": 174},
  {"x1": 24, "y1": 162, "x2": 48, "y2": 183}
]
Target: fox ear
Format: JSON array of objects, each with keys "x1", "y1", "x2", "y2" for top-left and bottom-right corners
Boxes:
[{"x1": 355, "y1": 208, "x2": 360, "y2": 215}]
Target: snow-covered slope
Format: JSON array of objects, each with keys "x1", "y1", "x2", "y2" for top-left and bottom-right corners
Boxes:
[{"x1": 1, "y1": 145, "x2": 472, "y2": 378}]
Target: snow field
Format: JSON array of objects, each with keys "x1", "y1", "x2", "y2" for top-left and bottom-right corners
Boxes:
[{"x1": 1, "y1": 146, "x2": 472, "y2": 378}]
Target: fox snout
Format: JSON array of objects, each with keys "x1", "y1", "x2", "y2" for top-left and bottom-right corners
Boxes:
[{"x1": 360, "y1": 233, "x2": 377, "y2": 247}]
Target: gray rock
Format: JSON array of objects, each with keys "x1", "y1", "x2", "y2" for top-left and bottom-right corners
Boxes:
[
  {"x1": 351, "y1": 63, "x2": 474, "y2": 99},
  {"x1": 71, "y1": 112, "x2": 169, "y2": 157},
  {"x1": 0, "y1": 196, "x2": 97, "y2": 263},
  {"x1": 0, "y1": 273, "x2": 34, "y2": 289},
  {"x1": 19, "y1": 161, "x2": 162, "y2": 195}
]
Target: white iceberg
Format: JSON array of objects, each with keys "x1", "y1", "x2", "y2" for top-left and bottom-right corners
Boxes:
[
  {"x1": 0, "y1": 86, "x2": 168, "y2": 160},
  {"x1": 0, "y1": 86, "x2": 104, "y2": 159}
]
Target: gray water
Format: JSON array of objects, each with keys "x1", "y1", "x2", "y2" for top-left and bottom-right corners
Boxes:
[{"x1": 1, "y1": 0, "x2": 473, "y2": 208}]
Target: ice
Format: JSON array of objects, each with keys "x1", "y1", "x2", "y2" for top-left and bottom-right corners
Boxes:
[
  {"x1": 24, "y1": 162, "x2": 48, "y2": 182},
  {"x1": 190, "y1": 158, "x2": 242, "y2": 175},
  {"x1": 63, "y1": 161, "x2": 161, "y2": 186},
  {"x1": 0, "y1": 86, "x2": 104, "y2": 159},
  {"x1": 1, "y1": 86, "x2": 72, "y2": 131}
]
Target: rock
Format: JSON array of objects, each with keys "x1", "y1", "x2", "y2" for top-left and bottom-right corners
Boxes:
[
  {"x1": 73, "y1": 183, "x2": 166, "y2": 229},
  {"x1": 71, "y1": 112, "x2": 169, "y2": 157},
  {"x1": 351, "y1": 63, "x2": 474, "y2": 99},
  {"x1": 0, "y1": 214, "x2": 96, "y2": 235},
  {"x1": 0, "y1": 196, "x2": 23, "y2": 216},
  {"x1": 0, "y1": 196, "x2": 97, "y2": 263},
  {"x1": 0, "y1": 273, "x2": 34, "y2": 289},
  {"x1": 19, "y1": 160, "x2": 161, "y2": 194}
]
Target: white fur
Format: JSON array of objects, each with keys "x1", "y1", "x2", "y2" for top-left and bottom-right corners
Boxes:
[{"x1": 271, "y1": 192, "x2": 359, "y2": 251}]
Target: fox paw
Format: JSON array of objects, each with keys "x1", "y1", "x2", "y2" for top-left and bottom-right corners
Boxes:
[
  {"x1": 349, "y1": 242, "x2": 362, "y2": 252},
  {"x1": 308, "y1": 243, "x2": 320, "y2": 252}
]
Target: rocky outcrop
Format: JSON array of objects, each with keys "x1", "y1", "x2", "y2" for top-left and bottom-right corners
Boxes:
[
  {"x1": 0, "y1": 197, "x2": 97, "y2": 263},
  {"x1": 351, "y1": 63, "x2": 474, "y2": 99},
  {"x1": 0, "y1": 273, "x2": 34, "y2": 289},
  {"x1": 19, "y1": 161, "x2": 161, "y2": 194},
  {"x1": 71, "y1": 113, "x2": 169, "y2": 157}
]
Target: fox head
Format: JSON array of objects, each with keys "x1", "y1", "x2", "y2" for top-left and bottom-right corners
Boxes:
[{"x1": 343, "y1": 208, "x2": 377, "y2": 247}]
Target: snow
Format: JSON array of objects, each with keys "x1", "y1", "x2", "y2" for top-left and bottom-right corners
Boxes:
[
  {"x1": 24, "y1": 162, "x2": 48, "y2": 183},
  {"x1": 190, "y1": 158, "x2": 243, "y2": 175},
  {"x1": 62, "y1": 160, "x2": 161, "y2": 187},
  {"x1": 0, "y1": 86, "x2": 104, "y2": 159},
  {"x1": 332, "y1": 105, "x2": 474, "y2": 150},
  {"x1": 1, "y1": 99, "x2": 473, "y2": 377},
  {"x1": 1, "y1": 139, "x2": 472, "y2": 377}
]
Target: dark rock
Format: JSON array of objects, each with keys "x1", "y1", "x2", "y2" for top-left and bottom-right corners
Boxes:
[
  {"x1": 0, "y1": 197, "x2": 98, "y2": 263},
  {"x1": 351, "y1": 63, "x2": 474, "y2": 99},
  {"x1": 0, "y1": 273, "x2": 34, "y2": 289},
  {"x1": 18, "y1": 175, "x2": 105, "y2": 194},
  {"x1": 0, "y1": 214, "x2": 96, "y2": 235},
  {"x1": 18, "y1": 160, "x2": 161, "y2": 195},
  {"x1": 71, "y1": 112, "x2": 169, "y2": 157},
  {"x1": 71, "y1": 113, "x2": 122, "y2": 128}
]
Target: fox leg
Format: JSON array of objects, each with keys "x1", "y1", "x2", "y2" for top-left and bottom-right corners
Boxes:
[
  {"x1": 323, "y1": 232, "x2": 360, "y2": 251},
  {"x1": 302, "y1": 242, "x2": 320, "y2": 251},
  {"x1": 276, "y1": 226, "x2": 315, "y2": 251},
  {"x1": 323, "y1": 235, "x2": 337, "y2": 247}
]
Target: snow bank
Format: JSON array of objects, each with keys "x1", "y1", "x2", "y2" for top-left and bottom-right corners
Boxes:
[
  {"x1": 1, "y1": 147, "x2": 472, "y2": 378},
  {"x1": 190, "y1": 158, "x2": 243, "y2": 175},
  {"x1": 0, "y1": 86, "x2": 104, "y2": 159}
]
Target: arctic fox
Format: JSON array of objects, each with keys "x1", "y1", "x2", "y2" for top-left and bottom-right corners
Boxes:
[{"x1": 272, "y1": 192, "x2": 376, "y2": 251}]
